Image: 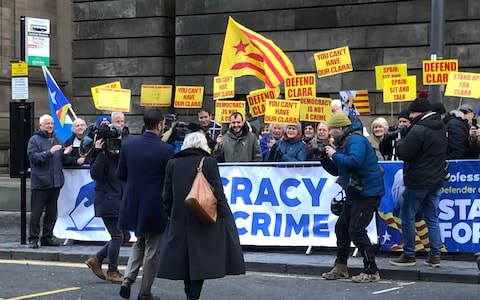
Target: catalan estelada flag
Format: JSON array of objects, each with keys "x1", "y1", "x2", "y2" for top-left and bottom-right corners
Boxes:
[
  {"x1": 218, "y1": 17, "x2": 296, "y2": 88},
  {"x1": 42, "y1": 66, "x2": 75, "y2": 143}
]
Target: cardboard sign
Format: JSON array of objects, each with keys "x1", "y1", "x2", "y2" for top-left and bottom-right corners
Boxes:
[
  {"x1": 246, "y1": 88, "x2": 277, "y2": 117},
  {"x1": 140, "y1": 84, "x2": 172, "y2": 107},
  {"x1": 91, "y1": 81, "x2": 122, "y2": 109},
  {"x1": 264, "y1": 99, "x2": 300, "y2": 125},
  {"x1": 215, "y1": 100, "x2": 246, "y2": 123},
  {"x1": 213, "y1": 75, "x2": 235, "y2": 100},
  {"x1": 11, "y1": 62, "x2": 28, "y2": 77},
  {"x1": 284, "y1": 74, "x2": 316, "y2": 100},
  {"x1": 314, "y1": 46, "x2": 353, "y2": 78},
  {"x1": 375, "y1": 64, "x2": 408, "y2": 90},
  {"x1": 383, "y1": 76, "x2": 416, "y2": 103},
  {"x1": 422, "y1": 59, "x2": 458, "y2": 85},
  {"x1": 445, "y1": 72, "x2": 480, "y2": 98},
  {"x1": 299, "y1": 97, "x2": 332, "y2": 122},
  {"x1": 96, "y1": 88, "x2": 131, "y2": 112},
  {"x1": 174, "y1": 86, "x2": 204, "y2": 108}
]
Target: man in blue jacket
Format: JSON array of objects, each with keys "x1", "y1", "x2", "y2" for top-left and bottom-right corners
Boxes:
[
  {"x1": 320, "y1": 113, "x2": 385, "y2": 283},
  {"x1": 27, "y1": 114, "x2": 65, "y2": 249},
  {"x1": 117, "y1": 109, "x2": 174, "y2": 300}
]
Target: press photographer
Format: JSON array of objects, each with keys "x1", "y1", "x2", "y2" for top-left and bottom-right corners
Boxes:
[
  {"x1": 161, "y1": 114, "x2": 202, "y2": 153},
  {"x1": 379, "y1": 110, "x2": 411, "y2": 160},
  {"x1": 80, "y1": 116, "x2": 123, "y2": 158}
]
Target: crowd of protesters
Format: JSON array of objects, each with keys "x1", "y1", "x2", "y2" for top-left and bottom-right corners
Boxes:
[{"x1": 26, "y1": 96, "x2": 480, "y2": 296}]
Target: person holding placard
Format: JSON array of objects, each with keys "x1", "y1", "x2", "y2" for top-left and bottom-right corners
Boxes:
[{"x1": 268, "y1": 123, "x2": 307, "y2": 162}]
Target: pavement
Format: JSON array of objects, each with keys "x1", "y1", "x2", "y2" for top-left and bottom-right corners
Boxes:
[{"x1": 0, "y1": 211, "x2": 479, "y2": 284}]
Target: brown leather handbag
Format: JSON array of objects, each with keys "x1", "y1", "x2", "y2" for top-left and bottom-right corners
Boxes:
[{"x1": 185, "y1": 156, "x2": 218, "y2": 224}]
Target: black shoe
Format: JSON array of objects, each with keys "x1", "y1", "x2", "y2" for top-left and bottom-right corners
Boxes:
[
  {"x1": 29, "y1": 240, "x2": 39, "y2": 249},
  {"x1": 41, "y1": 238, "x2": 61, "y2": 247},
  {"x1": 120, "y1": 278, "x2": 132, "y2": 299}
]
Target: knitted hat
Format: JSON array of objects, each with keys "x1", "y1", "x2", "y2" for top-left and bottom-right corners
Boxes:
[
  {"x1": 398, "y1": 109, "x2": 410, "y2": 120},
  {"x1": 408, "y1": 99, "x2": 431, "y2": 113},
  {"x1": 327, "y1": 113, "x2": 352, "y2": 128},
  {"x1": 96, "y1": 116, "x2": 111, "y2": 125},
  {"x1": 458, "y1": 104, "x2": 474, "y2": 114},
  {"x1": 285, "y1": 122, "x2": 302, "y2": 132},
  {"x1": 431, "y1": 102, "x2": 446, "y2": 114}
]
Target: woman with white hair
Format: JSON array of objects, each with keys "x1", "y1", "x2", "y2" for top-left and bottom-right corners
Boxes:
[
  {"x1": 367, "y1": 117, "x2": 389, "y2": 160},
  {"x1": 157, "y1": 132, "x2": 245, "y2": 300}
]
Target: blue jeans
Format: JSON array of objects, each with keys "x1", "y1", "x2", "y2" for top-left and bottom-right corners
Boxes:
[{"x1": 401, "y1": 188, "x2": 442, "y2": 257}]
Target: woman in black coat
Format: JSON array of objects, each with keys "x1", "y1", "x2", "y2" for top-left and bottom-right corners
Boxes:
[{"x1": 157, "y1": 132, "x2": 245, "y2": 300}]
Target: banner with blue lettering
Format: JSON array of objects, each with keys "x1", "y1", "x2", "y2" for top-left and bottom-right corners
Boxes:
[
  {"x1": 220, "y1": 165, "x2": 377, "y2": 246},
  {"x1": 378, "y1": 160, "x2": 480, "y2": 253}
]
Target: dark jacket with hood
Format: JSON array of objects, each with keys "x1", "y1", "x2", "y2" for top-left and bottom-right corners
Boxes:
[
  {"x1": 443, "y1": 111, "x2": 471, "y2": 159},
  {"x1": 27, "y1": 130, "x2": 65, "y2": 189},
  {"x1": 213, "y1": 124, "x2": 262, "y2": 162},
  {"x1": 321, "y1": 123, "x2": 384, "y2": 198},
  {"x1": 396, "y1": 112, "x2": 447, "y2": 189}
]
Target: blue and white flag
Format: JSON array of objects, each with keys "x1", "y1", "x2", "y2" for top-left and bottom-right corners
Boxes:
[{"x1": 41, "y1": 66, "x2": 75, "y2": 143}]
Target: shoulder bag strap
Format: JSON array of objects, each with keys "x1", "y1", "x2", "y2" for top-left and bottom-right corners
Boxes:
[{"x1": 197, "y1": 156, "x2": 206, "y2": 172}]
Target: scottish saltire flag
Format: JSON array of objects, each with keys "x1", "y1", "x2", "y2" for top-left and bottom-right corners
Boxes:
[{"x1": 42, "y1": 66, "x2": 74, "y2": 143}]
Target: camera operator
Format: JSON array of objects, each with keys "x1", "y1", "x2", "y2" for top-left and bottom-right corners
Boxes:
[
  {"x1": 85, "y1": 122, "x2": 128, "y2": 283},
  {"x1": 379, "y1": 110, "x2": 411, "y2": 160},
  {"x1": 320, "y1": 113, "x2": 385, "y2": 283}
]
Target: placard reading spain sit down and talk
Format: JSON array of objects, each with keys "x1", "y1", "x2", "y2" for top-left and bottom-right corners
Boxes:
[
  {"x1": 299, "y1": 97, "x2": 332, "y2": 122},
  {"x1": 174, "y1": 86, "x2": 204, "y2": 108},
  {"x1": 445, "y1": 72, "x2": 480, "y2": 99},
  {"x1": 213, "y1": 75, "x2": 235, "y2": 100},
  {"x1": 284, "y1": 74, "x2": 316, "y2": 100},
  {"x1": 215, "y1": 100, "x2": 246, "y2": 123},
  {"x1": 375, "y1": 64, "x2": 408, "y2": 90},
  {"x1": 264, "y1": 99, "x2": 300, "y2": 125},
  {"x1": 422, "y1": 59, "x2": 458, "y2": 85},
  {"x1": 383, "y1": 76, "x2": 416, "y2": 103},
  {"x1": 140, "y1": 84, "x2": 172, "y2": 107},
  {"x1": 314, "y1": 46, "x2": 353, "y2": 78}
]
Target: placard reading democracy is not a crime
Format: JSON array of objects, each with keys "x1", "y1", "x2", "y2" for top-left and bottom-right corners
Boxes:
[
  {"x1": 299, "y1": 97, "x2": 332, "y2": 122},
  {"x1": 215, "y1": 100, "x2": 246, "y2": 123}
]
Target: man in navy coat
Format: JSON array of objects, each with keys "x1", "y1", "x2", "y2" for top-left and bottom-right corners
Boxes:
[{"x1": 117, "y1": 109, "x2": 174, "y2": 300}]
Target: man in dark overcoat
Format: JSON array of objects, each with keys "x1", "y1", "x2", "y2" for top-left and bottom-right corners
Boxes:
[{"x1": 117, "y1": 109, "x2": 174, "y2": 300}]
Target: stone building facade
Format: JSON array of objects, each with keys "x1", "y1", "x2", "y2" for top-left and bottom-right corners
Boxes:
[{"x1": 0, "y1": 0, "x2": 479, "y2": 169}]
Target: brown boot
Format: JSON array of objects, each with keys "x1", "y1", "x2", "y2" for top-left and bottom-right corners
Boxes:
[
  {"x1": 85, "y1": 256, "x2": 106, "y2": 280},
  {"x1": 107, "y1": 270, "x2": 124, "y2": 283},
  {"x1": 322, "y1": 264, "x2": 349, "y2": 280}
]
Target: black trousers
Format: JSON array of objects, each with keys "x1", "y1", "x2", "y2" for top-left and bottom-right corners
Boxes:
[
  {"x1": 334, "y1": 195, "x2": 380, "y2": 274},
  {"x1": 29, "y1": 188, "x2": 60, "y2": 242},
  {"x1": 184, "y1": 279, "x2": 204, "y2": 299},
  {"x1": 96, "y1": 217, "x2": 128, "y2": 272}
]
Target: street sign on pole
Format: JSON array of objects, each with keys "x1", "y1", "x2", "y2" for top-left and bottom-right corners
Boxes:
[
  {"x1": 25, "y1": 17, "x2": 50, "y2": 67},
  {"x1": 11, "y1": 77, "x2": 29, "y2": 100}
]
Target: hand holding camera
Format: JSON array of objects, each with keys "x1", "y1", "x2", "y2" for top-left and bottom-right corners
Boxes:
[{"x1": 325, "y1": 145, "x2": 336, "y2": 158}]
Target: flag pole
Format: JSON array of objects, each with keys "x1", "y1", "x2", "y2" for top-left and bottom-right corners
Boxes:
[{"x1": 68, "y1": 105, "x2": 77, "y2": 120}]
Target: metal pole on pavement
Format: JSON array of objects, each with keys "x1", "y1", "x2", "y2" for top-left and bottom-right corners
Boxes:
[
  {"x1": 428, "y1": 0, "x2": 445, "y2": 104},
  {"x1": 19, "y1": 16, "x2": 27, "y2": 245}
]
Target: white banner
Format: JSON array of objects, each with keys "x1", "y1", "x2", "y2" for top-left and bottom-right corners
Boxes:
[
  {"x1": 221, "y1": 165, "x2": 377, "y2": 246},
  {"x1": 54, "y1": 166, "x2": 377, "y2": 246},
  {"x1": 53, "y1": 169, "x2": 110, "y2": 241}
]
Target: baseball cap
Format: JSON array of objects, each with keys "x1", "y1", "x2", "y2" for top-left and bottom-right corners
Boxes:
[
  {"x1": 458, "y1": 104, "x2": 474, "y2": 114},
  {"x1": 96, "y1": 116, "x2": 111, "y2": 125}
]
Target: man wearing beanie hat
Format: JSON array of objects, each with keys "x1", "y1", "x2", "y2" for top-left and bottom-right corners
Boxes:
[
  {"x1": 390, "y1": 98, "x2": 447, "y2": 267},
  {"x1": 320, "y1": 113, "x2": 385, "y2": 283},
  {"x1": 431, "y1": 102, "x2": 447, "y2": 118}
]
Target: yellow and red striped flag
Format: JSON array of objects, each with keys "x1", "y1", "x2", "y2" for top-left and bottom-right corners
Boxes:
[
  {"x1": 218, "y1": 17, "x2": 296, "y2": 88},
  {"x1": 353, "y1": 90, "x2": 370, "y2": 115}
]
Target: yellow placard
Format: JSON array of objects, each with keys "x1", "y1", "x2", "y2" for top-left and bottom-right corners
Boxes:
[
  {"x1": 140, "y1": 84, "x2": 172, "y2": 107},
  {"x1": 246, "y1": 88, "x2": 278, "y2": 117},
  {"x1": 375, "y1": 64, "x2": 408, "y2": 90},
  {"x1": 214, "y1": 100, "x2": 246, "y2": 123},
  {"x1": 445, "y1": 72, "x2": 480, "y2": 98},
  {"x1": 91, "y1": 81, "x2": 122, "y2": 109},
  {"x1": 213, "y1": 75, "x2": 235, "y2": 100},
  {"x1": 264, "y1": 99, "x2": 300, "y2": 125},
  {"x1": 422, "y1": 59, "x2": 458, "y2": 85},
  {"x1": 96, "y1": 88, "x2": 131, "y2": 112},
  {"x1": 314, "y1": 46, "x2": 353, "y2": 78},
  {"x1": 299, "y1": 97, "x2": 332, "y2": 122},
  {"x1": 284, "y1": 74, "x2": 316, "y2": 100},
  {"x1": 174, "y1": 86, "x2": 204, "y2": 108},
  {"x1": 11, "y1": 62, "x2": 28, "y2": 77},
  {"x1": 383, "y1": 76, "x2": 416, "y2": 103}
]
